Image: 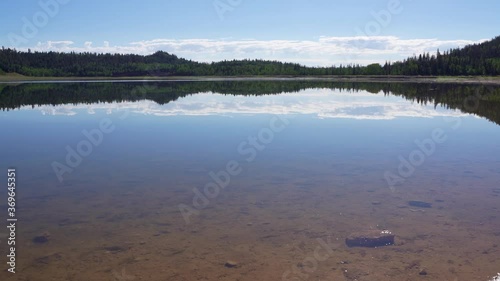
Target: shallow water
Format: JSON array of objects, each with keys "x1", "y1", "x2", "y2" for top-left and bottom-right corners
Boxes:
[{"x1": 1, "y1": 81, "x2": 500, "y2": 281}]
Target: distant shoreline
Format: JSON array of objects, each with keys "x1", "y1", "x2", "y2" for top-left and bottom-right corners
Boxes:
[{"x1": 1, "y1": 74, "x2": 500, "y2": 85}]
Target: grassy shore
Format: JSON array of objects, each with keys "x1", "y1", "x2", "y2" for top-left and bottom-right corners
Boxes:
[{"x1": 1, "y1": 72, "x2": 500, "y2": 85}]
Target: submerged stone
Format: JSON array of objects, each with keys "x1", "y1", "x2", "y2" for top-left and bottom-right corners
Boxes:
[
  {"x1": 419, "y1": 269, "x2": 428, "y2": 275},
  {"x1": 224, "y1": 260, "x2": 238, "y2": 268},
  {"x1": 33, "y1": 232, "x2": 50, "y2": 244},
  {"x1": 103, "y1": 246, "x2": 126, "y2": 253},
  {"x1": 346, "y1": 230, "x2": 395, "y2": 248},
  {"x1": 408, "y1": 200, "x2": 432, "y2": 208}
]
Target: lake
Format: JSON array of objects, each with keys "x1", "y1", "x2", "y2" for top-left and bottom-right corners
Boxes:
[{"x1": 1, "y1": 81, "x2": 500, "y2": 281}]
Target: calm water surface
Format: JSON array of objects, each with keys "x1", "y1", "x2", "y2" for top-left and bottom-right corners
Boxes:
[{"x1": 1, "y1": 81, "x2": 500, "y2": 281}]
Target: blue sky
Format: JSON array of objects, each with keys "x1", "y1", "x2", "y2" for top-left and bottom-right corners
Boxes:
[{"x1": 1, "y1": 0, "x2": 499, "y2": 66}]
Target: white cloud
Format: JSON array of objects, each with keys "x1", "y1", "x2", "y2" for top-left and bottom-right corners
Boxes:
[
  {"x1": 30, "y1": 89, "x2": 469, "y2": 120},
  {"x1": 25, "y1": 36, "x2": 486, "y2": 66}
]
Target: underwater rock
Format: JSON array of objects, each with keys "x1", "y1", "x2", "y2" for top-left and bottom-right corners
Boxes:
[
  {"x1": 33, "y1": 232, "x2": 50, "y2": 244},
  {"x1": 346, "y1": 230, "x2": 395, "y2": 248},
  {"x1": 103, "y1": 246, "x2": 127, "y2": 253},
  {"x1": 488, "y1": 273, "x2": 500, "y2": 281},
  {"x1": 224, "y1": 260, "x2": 238, "y2": 268},
  {"x1": 408, "y1": 201, "x2": 432, "y2": 208}
]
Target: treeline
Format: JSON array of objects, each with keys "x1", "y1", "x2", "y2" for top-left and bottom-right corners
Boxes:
[
  {"x1": 385, "y1": 36, "x2": 500, "y2": 75},
  {"x1": 0, "y1": 36, "x2": 499, "y2": 76},
  {"x1": 2, "y1": 81, "x2": 500, "y2": 125},
  {"x1": 0, "y1": 50, "x2": 198, "y2": 77},
  {"x1": 0, "y1": 49, "x2": 325, "y2": 77}
]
